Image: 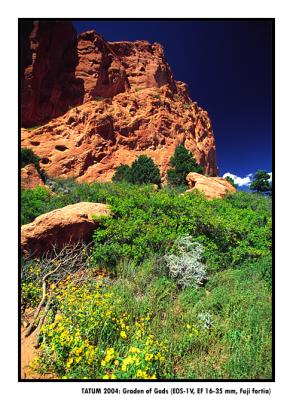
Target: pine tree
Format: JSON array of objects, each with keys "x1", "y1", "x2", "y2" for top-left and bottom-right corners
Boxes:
[
  {"x1": 112, "y1": 156, "x2": 162, "y2": 186},
  {"x1": 130, "y1": 155, "x2": 161, "y2": 186},
  {"x1": 112, "y1": 164, "x2": 132, "y2": 182},
  {"x1": 167, "y1": 144, "x2": 204, "y2": 186},
  {"x1": 225, "y1": 176, "x2": 238, "y2": 189},
  {"x1": 250, "y1": 170, "x2": 271, "y2": 193}
]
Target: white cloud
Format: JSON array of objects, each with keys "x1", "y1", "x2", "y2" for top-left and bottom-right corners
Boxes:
[
  {"x1": 222, "y1": 171, "x2": 272, "y2": 187},
  {"x1": 222, "y1": 172, "x2": 253, "y2": 187}
]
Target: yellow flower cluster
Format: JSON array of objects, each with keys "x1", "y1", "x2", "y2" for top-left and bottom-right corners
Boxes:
[
  {"x1": 186, "y1": 323, "x2": 199, "y2": 338},
  {"x1": 37, "y1": 278, "x2": 169, "y2": 379},
  {"x1": 136, "y1": 370, "x2": 157, "y2": 379}
]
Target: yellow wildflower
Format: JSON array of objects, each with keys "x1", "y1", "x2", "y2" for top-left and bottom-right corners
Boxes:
[
  {"x1": 66, "y1": 358, "x2": 73, "y2": 369},
  {"x1": 120, "y1": 331, "x2": 127, "y2": 339}
]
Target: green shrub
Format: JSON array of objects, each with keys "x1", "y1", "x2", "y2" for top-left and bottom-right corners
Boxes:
[
  {"x1": 21, "y1": 186, "x2": 52, "y2": 225},
  {"x1": 21, "y1": 181, "x2": 271, "y2": 276},
  {"x1": 112, "y1": 156, "x2": 161, "y2": 186},
  {"x1": 112, "y1": 164, "x2": 132, "y2": 183}
]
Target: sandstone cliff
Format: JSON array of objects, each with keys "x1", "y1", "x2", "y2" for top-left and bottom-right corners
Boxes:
[{"x1": 21, "y1": 21, "x2": 218, "y2": 181}]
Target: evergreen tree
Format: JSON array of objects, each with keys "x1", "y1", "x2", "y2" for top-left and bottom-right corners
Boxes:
[
  {"x1": 250, "y1": 170, "x2": 271, "y2": 193},
  {"x1": 112, "y1": 156, "x2": 162, "y2": 186},
  {"x1": 112, "y1": 164, "x2": 132, "y2": 183},
  {"x1": 130, "y1": 155, "x2": 161, "y2": 186},
  {"x1": 21, "y1": 148, "x2": 40, "y2": 169},
  {"x1": 167, "y1": 144, "x2": 204, "y2": 186},
  {"x1": 225, "y1": 176, "x2": 238, "y2": 189}
]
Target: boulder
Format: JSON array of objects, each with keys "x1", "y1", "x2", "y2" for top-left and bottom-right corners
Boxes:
[
  {"x1": 21, "y1": 202, "x2": 111, "y2": 257},
  {"x1": 186, "y1": 172, "x2": 237, "y2": 199},
  {"x1": 21, "y1": 163, "x2": 46, "y2": 189}
]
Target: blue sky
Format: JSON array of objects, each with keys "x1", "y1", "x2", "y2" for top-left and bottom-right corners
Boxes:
[{"x1": 73, "y1": 20, "x2": 273, "y2": 186}]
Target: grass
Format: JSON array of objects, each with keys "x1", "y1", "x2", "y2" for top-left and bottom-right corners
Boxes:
[{"x1": 21, "y1": 179, "x2": 272, "y2": 379}]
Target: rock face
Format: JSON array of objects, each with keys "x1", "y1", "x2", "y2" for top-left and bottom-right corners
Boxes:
[
  {"x1": 21, "y1": 21, "x2": 219, "y2": 181},
  {"x1": 21, "y1": 21, "x2": 83, "y2": 127},
  {"x1": 21, "y1": 202, "x2": 111, "y2": 257},
  {"x1": 21, "y1": 163, "x2": 46, "y2": 189},
  {"x1": 186, "y1": 172, "x2": 237, "y2": 199}
]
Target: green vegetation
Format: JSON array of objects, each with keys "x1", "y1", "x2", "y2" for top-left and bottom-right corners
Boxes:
[
  {"x1": 225, "y1": 175, "x2": 238, "y2": 189},
  {"x1": 113, "y1": 155, "x2": 161, "y2": 186},
  {"x1": 22, "y1": 179, "x2": 272, "y2": 379},
  {"x1": 250, "y1": 170, "x2": 272, "y2": 193},
  {"x1": 21, "y1": 147, "x2": 47, "y2": 182},
  {"x1": 94, "y1": 96, "x2": 105, "y2": 101},
  {"x1": 21, "y1": 148, "x2": 40, "y2": 169},
  {"x1": 167, "y1": 144, "x2": 204, "y2": 187},
  {"x1": 112, "y1": 164, "x2": 132, "y2": 183}
]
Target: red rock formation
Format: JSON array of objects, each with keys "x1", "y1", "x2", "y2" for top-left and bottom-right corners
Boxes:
[
  {"x1": 21, "y1": 21, "x2": 83, "y2": 127},
  {"x1": 21, "y1": 202, "x2": 111, "y2": 257},
  {"x1": 76, "y1": 31, "x2": 130, "y2": 102},
  {"x1": 21, "y1": 21, "x2": 219, "y2": 179},
  {"x1": 186, "y1": 172, "x2": 237, "y2": 199},
  {"x1": 21, "y1": 163, "x2": 46, "y2": 189}
]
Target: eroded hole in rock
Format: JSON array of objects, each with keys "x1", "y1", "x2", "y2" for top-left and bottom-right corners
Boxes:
[
  {"x1": 30, "y1": 141, "x2": 40, "y2": 146},
  {"x1": 40, "y1": 157, "x2": 50, "y2": 165},
  {"x1": 55, "y1": 145, "x2": 69, "y2": 152}
]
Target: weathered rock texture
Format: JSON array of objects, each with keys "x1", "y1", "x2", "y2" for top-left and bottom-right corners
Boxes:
[
  {"x1": 21, "y1": 21, "x2": 218, "y2": 181},
  {"x1": 21, "y1": 202, "x2": 110, "y2": 257},
  {"x1": 21, "y1": 21, "x2": 83, "y2": 127},
  {"x1": 186, "y1": 172, "x2": 237, "y2": 199},
  {"x1": 21, "y1": 163, "x2": 46, "y2": 189}
]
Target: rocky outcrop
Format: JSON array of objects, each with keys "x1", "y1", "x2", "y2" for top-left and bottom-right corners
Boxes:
[
  {"x1": 21, "y1": 84, "x2": 218, "y2": 181},
  {"x1": 21, "y1": 21, "x2": 83, "y2": 127},
  {"x1": 21, "y1": 202, "x2": 111, "y2": 257},
  {"x1": 21, "y1": 163, "x2": 46, "y2": 189},
  {"x1": 186, "y1": 172, "x2": 237, "y2": 199},
  {"x1": 21, "y1": 21, "x2": 219, "y2": 181}
]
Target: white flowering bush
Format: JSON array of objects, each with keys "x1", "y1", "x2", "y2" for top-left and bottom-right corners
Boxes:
[
  {"x1": 161, "y1": 236, "x2": 207, "y2": 288},
  {"x1": 198, "y1": 312, "x2": 213, "y2": 329}
]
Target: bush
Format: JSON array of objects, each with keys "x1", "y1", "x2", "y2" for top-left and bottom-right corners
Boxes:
[
  {"x1": 21, "y1": 181, "x2": 271, "y2": 274},
  {"x1": 112, "y1": 156, "x2": 161, "y2": 186},
  {"x1": 167, "y1": 144, "x2": 204, "y2": 187},
  {"x1": 112, "y1": 164, "x2": 132, "y2": 183},
  {"x1": 21, "y1": 186, "x2": 52, "y2": 225},
  {"x1": 161, "y1": 236, "x2": 207, "y2": 288}
]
